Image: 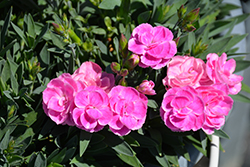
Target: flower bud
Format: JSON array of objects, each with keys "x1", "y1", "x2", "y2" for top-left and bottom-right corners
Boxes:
[
  {"x1": 183, "y1": 24, "x2": 196, "y2": 32},
  {"x1": 123, "y1": 54, "x2": 140, "y2": 71},
  {"x1": 52, "y1": 23, "x2": 65, "y2": 36},
  {"x1": 184, "y1": 8, "x2": 200, "y2": 23},
  {"x1": 177, "y1": 5, "x2": 187, "y2": 19},
  {"x1": 118, "y1": 77, "x2": 127, "y2": 86},
  {"x1": 67, "y1": 29, "x2": 82, "y2": 45},
  {"x1": 111, "y1": 62, "x2": 121, "y2": 73},
  {"x1": 136, "y1": 80, "x2": 156, "y2": 95},
  {"x1": 173, "y1": 37, "x2": 180, "y2": 46},
  {"x1": 119, "y1": 68, "x2": 129, "y2": 77},
  {"x1": 119, "y1": 34, "x2": 129, "y2": 58}
]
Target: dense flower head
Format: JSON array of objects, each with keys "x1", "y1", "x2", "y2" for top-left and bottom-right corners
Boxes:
[
  {"x1": 73, "y1": 61, "x2": 115, "y2": 93},
  {"x1": 128, "y1": 23, "x2": 177, "y2": 69},
  {"x1": 108, "y1": 86, "x2": 148, "y2": 136},
  {"x1": 163, "y1": 56, "x2": 205, "y2": 88},
  {"x1": 136, "y1": 80, "x2": 156, "y2": 95},
  {"x1": 196, "y1": 84, "x2": 234, "y2": 134},
  {"x1": 42, "y1": 73, "x2": 86, "y2": 125},
  {"x1": 206, "y1": 53, "x2": 243, "y2": 95},
  {"x1": 72, "y1": 86, "x2": 113, "y2": 132},
  {"x1": 160, "y1": 86, "x2": 205, "y2": 132}
]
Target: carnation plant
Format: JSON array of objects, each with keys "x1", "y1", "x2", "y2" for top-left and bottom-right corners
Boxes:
[{"x1": 0, "y1": 0, "x2": 250, "y2": 166}]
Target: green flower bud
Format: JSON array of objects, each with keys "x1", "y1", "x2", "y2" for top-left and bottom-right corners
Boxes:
[
  {"x1": 52, "y1": 23, "x2": 65, "y2": 36},
  {"x1": 184, "y1": 8, "x2": 200, "y2": 23},
  {"x1": 119, "y1": 34, "x2": 129, "y2": 58},
  {"x1": 184, "y1": 24, "x2": 196, "y2": 32},
  {"x1": 111, "y1": 62, "x2": 121, "y2": 73},
  {"x1": 67, "y1": 29, "x2": 82, "y2": 45},
  {"x1": 120, "y1": 68, "x2": 129, "y2": 77},
  {"x1": 118, "y1": 77, "x2": 127, "y2": 86},
  {"x1": 177, "y1": 5, "x2": 187, "y2": 19},
  {"x1": 123, "y1": 54, "x2": 140, "y2": 71}
]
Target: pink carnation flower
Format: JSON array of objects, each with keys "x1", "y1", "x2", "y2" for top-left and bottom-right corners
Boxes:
[
  {"x1": 206, "y1": 53, "x2": 243, "y2": 95},
  {"x1": 43, "y1": 73, "x2": 85, "y2": 125},
  {"x1": 108, "y1": 86, "x2": 148, "y2": 136},
  {"x1": 73, "y1": 61, "x2": 115, "y2": 93},
  {"x1": 128, "y1": 23, "x2": 177, "y2": 69},
  {"x1": 196, "y1": 84, "x2": 234, "y2": 134},
  {"x1": 137, "y1": 80, "x2": 156, "y2": 95},
  {"x1": 160, "y1": 86, "x2": 205, "y2": 132},
  {"x1": 72, "y1": 86, "x2": 113, "y2": 132},
  {"x1": 162, "y1": 56, "x2": 205, "y2": 88}
]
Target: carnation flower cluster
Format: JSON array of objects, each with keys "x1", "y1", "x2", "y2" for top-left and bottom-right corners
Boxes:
[
  {"x1": 43, "y1": 61, "x2": 148, "y2": 136},
  {"x1": 43, "y1": 23, "x2": 243, "y2": 136}
]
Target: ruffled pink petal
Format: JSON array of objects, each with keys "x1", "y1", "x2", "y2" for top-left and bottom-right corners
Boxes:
[
  {"x1": 109, "y1": 115, "x2": 124, "y2": 130},
  {"x1": 86, "y1": 108, "x2": 103, "y2": 119},
  {"x1": 120, "y1": 116, "x2": 137, "y2": 129},
  {"x1": 128, "y1": 38, "x2": 146, "y2": 55},
  {"x1": 109, "y1": 126, "x2": 131, "y2": 136},
  {"x1": 140, "y1": 54, "x2": 161, "y2": 66},
  {"x1": 74, "y1": 90, "x2": 89, "y2": 108},
  {"x1": 152, "y1": 26, "x2": 174, "y2": 41},
  {"x1": 132, "y1": 101, "x2": 147, "y2": 119},
  {"x1": 48, "y1": 109, "x2": 66, "y2": 125},
  {"x1": 43, "y1": 88, "x2": 60, "y2": 104},
  {"x1": 48, "y1": 96, "x2": 65, "y2": 112}
]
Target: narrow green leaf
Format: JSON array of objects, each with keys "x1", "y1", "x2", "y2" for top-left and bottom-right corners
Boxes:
[
  {"x1": 39, "y1": 43, "x2": 50, "y2": 65},
  {"x1": 1, "y1": 60, "x2": 11, "y2": 83},
  {"x1": 113, "y1": 36, "x2": 120, "y2": 62},
  {"x1": 102, "y1": 130, "x2": 134, "y2": 157},
  {"x1": 34, "y1": 152, "x2": 47, "y2": 167},
  {"x1": 147, "y1": 99, "x2": 158, "y2": 108},
  {"x1": 222, "y1": 34, "x2": 248, "y2": 54},
  {"x1": 225, "y1": 13, "x2": 250, "y2": 25},
  {"x1": 95, "y1": 40, "x2": 107, "y2": 54},
  {"x1": 138, "y1": 11, "x2": 152, "y2": 24},
  {"x1": 0, "y1": 39, "x2": 17, "y2": 57},
  {"x1": 48, "y1": 148, "x2": 67, "y2": 164},
  {"x1": 99, "y1": 0, "x2": 121, "y2": 10},
  {"x1": 235, "y1": 60, "x2": 250, "y2": 72},
  {"x1": 199, "y1": 36, "x2": 232, "y2": 59},
  {"x1": 0, "y1": 130, "x2": 10, "y2": 150},
  {"x1": 149, "y1": 147, "x2": 171, "y2": 167},
  {"x1": 22, "y1": 111, "x2": 38, "y2": 127},
  {"x1": 27, "y1": 14, "x2": 36, "y2": 38},
  {"x1": 130, "y1": 132, "x2": 158, "y2": 148},
  {"x1": 92, "y1": 28, "x2": 106, "y2": 35},
  {"x1": 241, "y1": 82, "x2": 250, "y2": 94},
  {"x1": 49, "y1": 31, "x2": 66, "y2": 49},
  {"x1": 11, "y1": 22, "x2": 28, "y2": 46},
  {"x1": 10, "y1": 71, "x2": 18, "y2": 95},
  {"x1": 33, "y1": 24, "x2": 49, "y2": 49},
  {"x1": 0, "y1": 7, "x2": 12, "y2": 49},
  {"x1": 117, "y1": 153, "x2": 143, "y2": 167},
  {"x1": 230, "y1": 93, "x2": 250, "y2": 103},
  {"x1": 79, "y1": 130, "x2": 92, "y2": 157},
  {"x1": 208, "y1": 20, "x2": 236, "y2": 38},
  {"x1": 213, "y1": 129, "x2": 230, "y2": 139}
]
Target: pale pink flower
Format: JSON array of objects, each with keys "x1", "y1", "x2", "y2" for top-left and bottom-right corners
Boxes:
[
  {"x1": 72, "y1": 86, "x2": 113, "y2": 132},
  {"x1": 196, "y1": 84, "x2": 234, "y2": 134},
  {"x1": 108, "y1": 86, "x2": 148, "y2": 136},
  {"x1": 162, "y1": 56, "x2": 205, "y2": 88},
  {"x1": 206, "y1": 53, "x2": 243, "y2": 95},
  {"x1": 128, "y1": 23, "x2": 177, "y2": 69},
  {"x1": 73, "y1": 61, "x2": 115, "y2": 93},
  {"x1": 136, "y1": 80, "x2": 156, "y2": 95},
  {"x1": 160, "y1": 86, "x2": 205, "y2": 132},
  {"x1": 42, "y1": 73, "x2": 86, "y2": 125}
]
